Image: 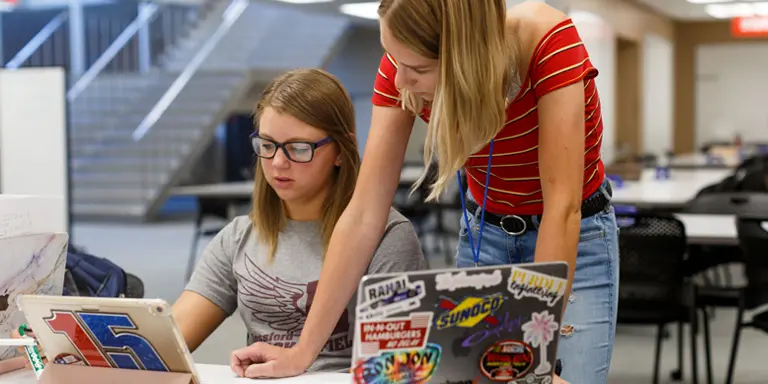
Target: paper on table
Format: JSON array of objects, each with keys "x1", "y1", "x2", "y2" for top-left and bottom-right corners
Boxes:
[
  {"x1": 195, "y1": 364, "x2": 351, "y2": 384},
  {"x1": 0, "y1": 233, "x2": 68, "y2": 362},
  {"x1": 0, "y1": 195, "x2": 66, "y2": 239}
]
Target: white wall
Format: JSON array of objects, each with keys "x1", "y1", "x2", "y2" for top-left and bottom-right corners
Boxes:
[
  {"x1": 695, "y1": 43, "x2": 768, "y2": 147},
  {"x1": 642, "y1": 33, "x2": 674, "y2": 156},
  {"x1": 0, "y1": 68, "x2": 69, "y2": 232},
  {"x1": 569, "y1": 10, "x2": 617, "y2": 164}
]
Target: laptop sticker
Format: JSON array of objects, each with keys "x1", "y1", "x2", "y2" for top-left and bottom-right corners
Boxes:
[
  {"x1": 479, "y1": 340, "x2": 534, "y2": 382},
  {"x1": 459, "y1": 312, "x2": 523, "y2": 349},
  {"x1": 43, "y1": 310, "x2": 170, "y2": 371},
  {"x1": 358, "y1": 312, "x2": 433, "y2": 357},
  {"x1": 352, "y1": 343, "x2": 441, "y2": 384},
  {"x1": 507, "y1": 266, "x2": 567, "y2": 307},
  {"x1": 435, "y1": 270, "x2": 503, "y2": 292},
  {"x1": 357, "y1": 276, "x2": 426, "y2": 320},
  {"x1": 522, "y1": 310, "x2": 559, "y2": 376},
  {"x1": 434, "y1": 293, "x2": 504, "y2": 330}
]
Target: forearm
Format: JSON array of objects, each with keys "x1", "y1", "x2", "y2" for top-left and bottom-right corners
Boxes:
[
  {"x1": 534, "y1": 208, "x2": 581, "y2": 305},
  {"x1": 172, "y1": 291, "x2": 228, "y2": 352},
  {"x1": 297, "y1": 204, "x2": 387, "y2": 359}
]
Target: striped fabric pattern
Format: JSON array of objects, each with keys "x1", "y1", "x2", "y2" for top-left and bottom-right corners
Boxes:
[{"x1": 372, "y1": 18, "x2": 605, "y2": 215}]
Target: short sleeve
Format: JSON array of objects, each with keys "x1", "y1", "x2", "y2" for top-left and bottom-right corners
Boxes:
[
  {"x1": 530, "y1": 19, "x2": 599, "y2": 99},
  {"x1": 371, "y1": 53, "x2": 402, "y2": 108},
  {"x1": 367, "y1": 210, "x2": 427, "y2": 274},
  {"x1": 184, "y1": 218, "x2": 244, "y2": 316}
]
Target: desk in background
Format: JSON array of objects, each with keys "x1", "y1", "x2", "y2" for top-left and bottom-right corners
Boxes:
[
  {"x1": 0, "y1": 364, "x2": 351, "y2": 384},
  {"x1": 611, "y1": 168, "x2": 731, "y2": 209}
]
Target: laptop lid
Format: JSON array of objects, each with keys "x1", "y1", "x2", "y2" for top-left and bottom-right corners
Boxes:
[
  {"x1": 16, "y1": 295, "x2": 200, "y2": 384},
  {"x1": 353, "y1": 262, "x2": 568, "y2": 384}
]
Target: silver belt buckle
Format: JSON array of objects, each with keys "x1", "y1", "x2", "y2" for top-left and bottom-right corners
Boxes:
[{"x1": 500, "y1": 215, "x2": 527, "y2": 235}]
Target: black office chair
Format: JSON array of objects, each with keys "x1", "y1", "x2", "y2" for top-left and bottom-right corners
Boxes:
[
  {"x1": 615, "y1": 212, "x2": 709, "y2": 384},
  {"x1": 722, "y1": 216, "x2": 768, "y2": 384},
  {"x1": 185, "y1": 197, "x2": 249, "y2": 281}
]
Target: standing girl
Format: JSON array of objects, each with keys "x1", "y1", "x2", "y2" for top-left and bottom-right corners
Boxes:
[{"x1": 235, "y1": 2, "x2": 618, "y2": 383}]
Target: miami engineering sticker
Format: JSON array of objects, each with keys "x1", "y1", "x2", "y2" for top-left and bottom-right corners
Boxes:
[
  {"x1": 507, "y1": 266, "x2": 567, "y2": 307},
  {"x1": 358, "y1": 312, "x2": 433, "y2": 357},
  {"x1": 43, "y1": 310, "x2": 169, "y2": 371},
  {"x1": 353, "y1": 343, "x2": 442, "y2": 384},
  {"x1": 357, "y1": 275, "x2": 426, "y2": 320},
  {"x1": 435, "y1": 293, "x2": 504, "y2": 330}
]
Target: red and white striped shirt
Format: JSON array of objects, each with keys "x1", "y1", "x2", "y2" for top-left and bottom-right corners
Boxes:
[{"x1": 372, "y1": 18, "x2": 605, "y2": 216}]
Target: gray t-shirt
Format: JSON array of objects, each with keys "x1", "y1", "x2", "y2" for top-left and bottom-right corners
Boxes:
[{"x1": 185, "y1": 208, "x2": 426, "y2": 371}]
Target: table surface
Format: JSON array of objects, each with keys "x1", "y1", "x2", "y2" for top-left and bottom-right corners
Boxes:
[
  {"x1": 611, "y1": 168, "x2": 732, "y2": 207},
  {"x1": 675, "y1": 213, "x2": 738, "y2": 245},
  {"x1": 172, "y1": 165, "x2": 425, "y2": 198},
  {"x1": 0, "y1": 364, "x2": 351, "y2": 384}
]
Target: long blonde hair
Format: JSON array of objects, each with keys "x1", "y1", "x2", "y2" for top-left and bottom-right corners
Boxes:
[
  {"x1": 378, "y1": 0, "x2": 517, "y2": 201},
  {"x1": 250, "y1": 69, "x2": 361, "y2": 261}
]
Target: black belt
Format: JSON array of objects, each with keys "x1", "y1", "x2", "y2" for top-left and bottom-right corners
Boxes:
[{"x1": 465, "y1": 183, "x2": 612, "y2": 235}]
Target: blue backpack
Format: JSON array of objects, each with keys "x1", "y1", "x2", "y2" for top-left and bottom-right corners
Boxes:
[{"x1": 64, "y1": 245, "x2": 127, "y2": 298}]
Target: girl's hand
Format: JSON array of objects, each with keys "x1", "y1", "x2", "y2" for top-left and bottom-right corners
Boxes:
[{"x1": 10, "y1": 328, "x2": 47, "y2": 369}]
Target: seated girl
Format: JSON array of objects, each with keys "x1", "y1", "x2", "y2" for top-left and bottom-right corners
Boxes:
[{"x1": 172, "y1": 68, "x2": 426, "y2": 373}]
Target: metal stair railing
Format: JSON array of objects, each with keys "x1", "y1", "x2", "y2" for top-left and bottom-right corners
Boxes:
[
  {"x1": 4, "y1": 11, "x2": 69, "y2": 69},
  {"x1": 130, "y1": 0, "x2": 250, "y2": 212}
]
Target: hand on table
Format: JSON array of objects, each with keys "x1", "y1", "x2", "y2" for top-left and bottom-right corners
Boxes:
[
  {"x1": 230, "y1": 342, "x2": 312, "y2": 378},
  {"x1": 9, "y1": 327, "x2": 47, "y2": 370}
]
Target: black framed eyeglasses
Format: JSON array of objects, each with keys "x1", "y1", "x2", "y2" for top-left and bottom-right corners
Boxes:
[{"x1": 249, "y1": 131, "x2": 334, "y2": 163}]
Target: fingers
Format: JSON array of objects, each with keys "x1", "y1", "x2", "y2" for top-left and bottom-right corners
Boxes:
[{"x1": 244, "y1": 361, "x2": 276, "y2": 378}]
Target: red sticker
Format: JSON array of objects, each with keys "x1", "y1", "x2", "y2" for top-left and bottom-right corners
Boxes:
[
  {"x1": 479, "y1": 340, "x2": 535, "y2": 382},
  {"x1": 358, "y1": 312, "x2": 433, "y2": 357}
]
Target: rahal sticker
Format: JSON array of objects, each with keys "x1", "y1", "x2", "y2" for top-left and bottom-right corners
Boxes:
[
  {"x1": 358, "y1": 312, "x2": 433, "y2": 357},
  {"x1": 507, "y1": 266, "x2": 566, "y2": 307},
  {"x1": 435, "y1": 270, "x2": 503, "y2": 292},
  {"x1": 358, "y1": 276, "x2": 426, "y2": 320},
  {"x1": 435, "y1": 293, "x2": 504, "y2": 330},
  {"x1": 479, "y1": 340, "x2": 535, "y2": 382},
  {"x1": 352, "y1": 343, "x2": 442, "y2": 384}
]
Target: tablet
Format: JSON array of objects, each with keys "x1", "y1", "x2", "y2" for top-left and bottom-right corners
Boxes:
[{"x1": 17, "y1": 295, "x2": 200, "y2": 384}]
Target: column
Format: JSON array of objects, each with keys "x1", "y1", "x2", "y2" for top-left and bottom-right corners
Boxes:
[
  {"x1": 68, "y1": 0, "x2": 86, "y2": 78},
  {"x1": 137, "y1": 1, "x2": 152, "y2": 73}
]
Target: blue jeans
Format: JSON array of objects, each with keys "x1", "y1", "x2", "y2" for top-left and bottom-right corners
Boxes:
[{"x1": 456, "y1": 181, "x2": 619, "y2": 384}]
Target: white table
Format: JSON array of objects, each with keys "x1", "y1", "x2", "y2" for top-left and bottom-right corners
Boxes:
[
  {"x1": 675, "y1": 214, "x2": 738, "y2": 245},
  {"x1": 0, "y1": 364, "x2": 351, "y2": 384},
  {"x1": 172, "y1": 165, "x2": 426, "y2": 199},
  {"x1": 669, "y1": 153, "x2": 739, "y2": 169},
  {"x1": 611, "y1": 169, "x2": 732, "y2": 209}
]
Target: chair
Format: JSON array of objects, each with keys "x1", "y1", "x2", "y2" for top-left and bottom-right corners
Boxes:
[
  {"x1": 723, "y1": 216, "x2": 768, "y2": 384},
  {"x1": 615, "y1": 212, "x2": 710, "y2": 384},
  {"x1": 186, "y1": 197, "x2": 249, "y2": 281}
]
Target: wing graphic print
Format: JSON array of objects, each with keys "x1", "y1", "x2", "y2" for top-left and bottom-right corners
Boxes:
[{"x1": 236, "y1": 255, "x2": 307, "y2": 332}]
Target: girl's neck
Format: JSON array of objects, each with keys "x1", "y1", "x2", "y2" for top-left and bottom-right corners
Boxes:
[{"x1": 283, "y1": 184, "x2": 331, "y2": 222}]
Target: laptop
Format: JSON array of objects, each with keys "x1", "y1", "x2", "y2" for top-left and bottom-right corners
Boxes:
[
  {"x1": 16, "y1": 295, "x2": 200, "y2": 384},
  {"x1": 352, "y1": 262, "x2": 568, "y2": 384}
]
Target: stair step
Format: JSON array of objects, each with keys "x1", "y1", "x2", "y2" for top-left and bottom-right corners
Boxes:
[
  {"x1": 71, "y1": 126, "x2": 205, "y2": 143},
  {"x1": 72, "y1": 142, "x2": 191, "y2": 158},
  {"x1": 73, "y1": 187, "x2": 155, "y2": 203},
  {"x1": 72, "y1": 202, "x2": 146, "y2": 219},
  {"x1": 71, "y1": 156, "x2": 181, "y2": 173},
  {"x1": 73, "y1": 171, "x2": 169, "y2": 187}
]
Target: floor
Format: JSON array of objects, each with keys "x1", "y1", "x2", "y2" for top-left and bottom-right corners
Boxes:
[{"x1": 70, "y1": 218, "x2": 767, "y2": 383}]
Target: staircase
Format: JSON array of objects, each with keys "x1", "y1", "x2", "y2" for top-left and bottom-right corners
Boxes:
[{"x1": 69, "y1": 0, "x2": 351, "y2": 220}]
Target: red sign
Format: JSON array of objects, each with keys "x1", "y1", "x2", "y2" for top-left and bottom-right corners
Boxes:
[
  {"x1": 731, "y1": 16, "x2": 768, "y2": 38},
  {"x1": 358, "y1": 312, "x2": 432, "y2": 356}
]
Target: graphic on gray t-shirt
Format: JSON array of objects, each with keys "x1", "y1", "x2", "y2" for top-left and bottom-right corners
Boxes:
[{"x1": 185, "y1": 207, "x2": 426, "y2": 371}]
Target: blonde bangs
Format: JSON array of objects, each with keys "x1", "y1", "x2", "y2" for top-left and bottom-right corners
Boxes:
[{"x1": 380, "y1": 0, "x2": 514, "y2": 201}]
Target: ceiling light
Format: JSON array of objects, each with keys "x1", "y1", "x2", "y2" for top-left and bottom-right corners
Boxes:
[
  {"x1": 339, "y1": 1, "x2": 380, "y2": 20},
  {"x1": 274, "y1": 0, "x2": 334, "y2": 4},
  {"x1": 706, "y1": 2, "x2": 760, "y2": 18}
]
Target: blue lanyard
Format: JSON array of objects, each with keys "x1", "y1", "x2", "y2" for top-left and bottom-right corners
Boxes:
[{"x1": 457, "y1": 140, "x2": 495, "y2": 267}]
